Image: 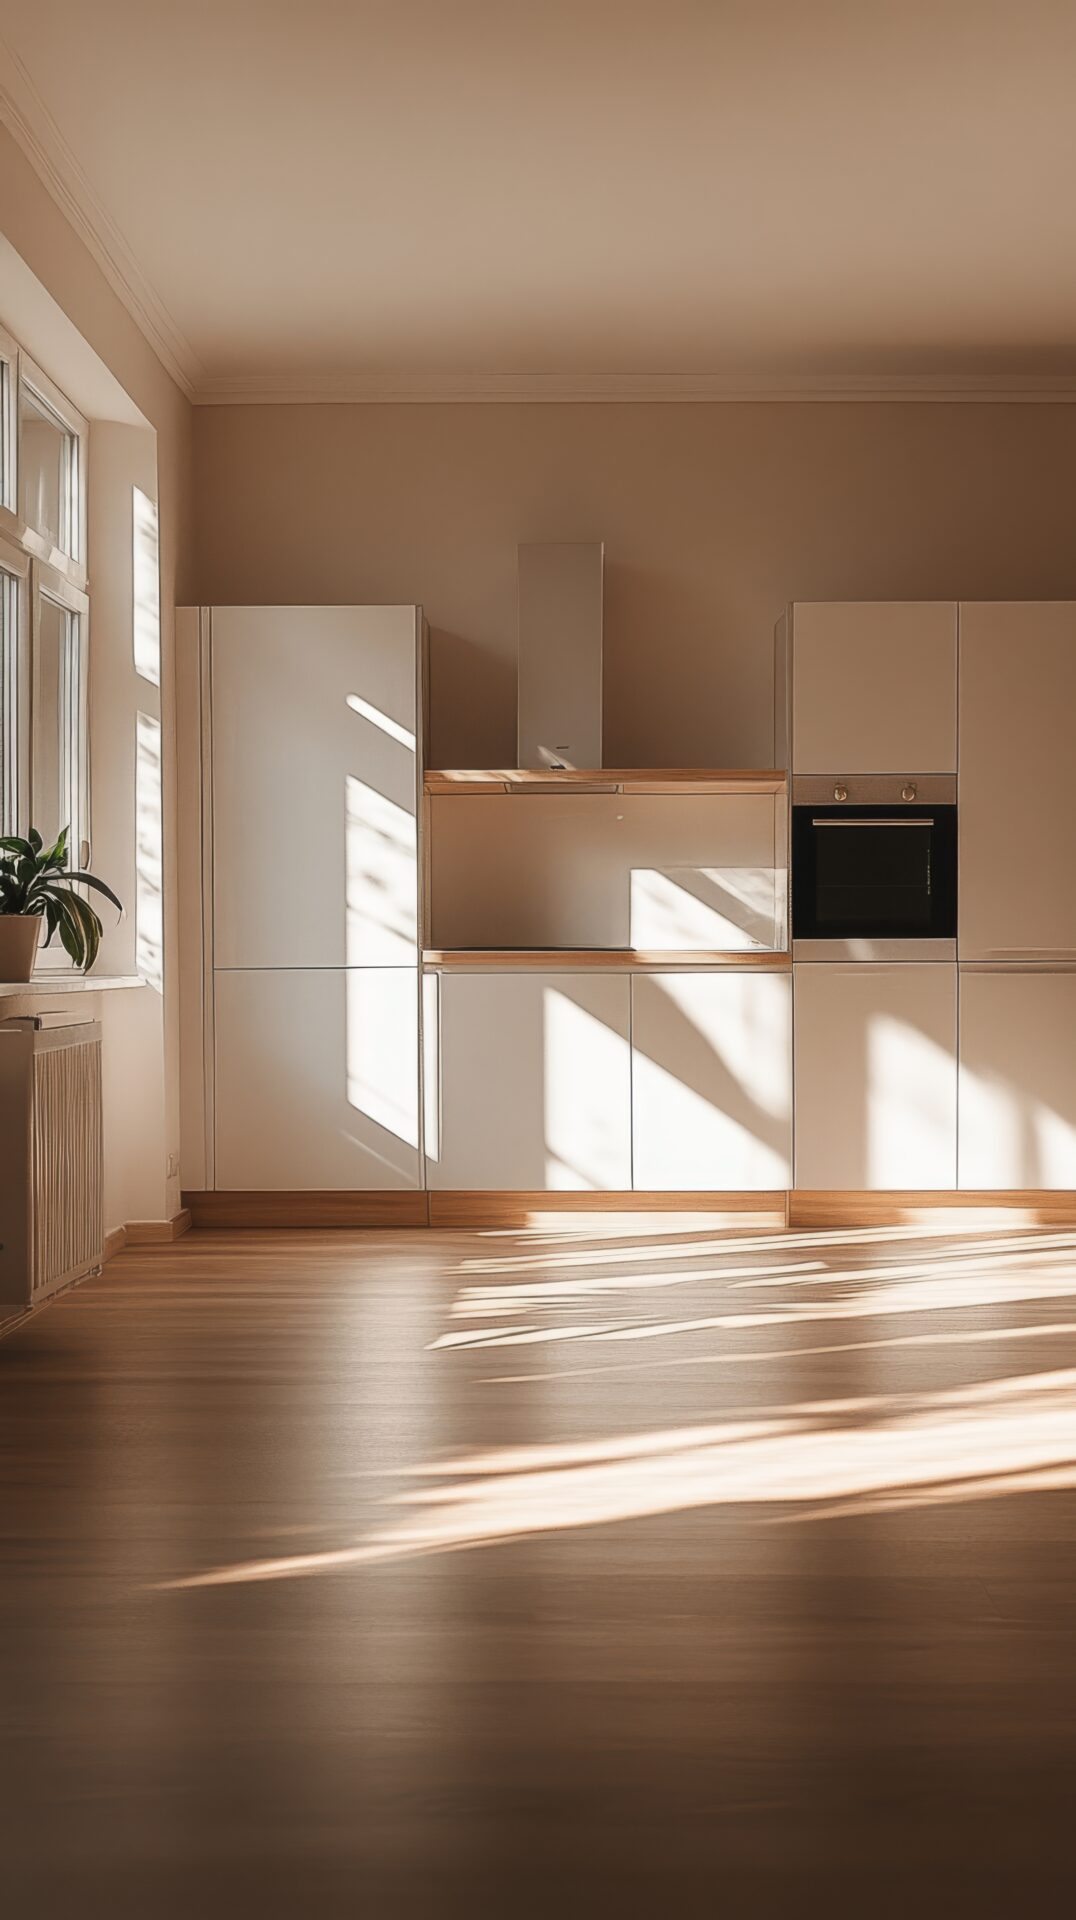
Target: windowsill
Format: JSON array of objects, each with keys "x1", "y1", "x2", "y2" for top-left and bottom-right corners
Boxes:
[{"x1": 0, "y1": 973, "x2": 146, "y2": 998}]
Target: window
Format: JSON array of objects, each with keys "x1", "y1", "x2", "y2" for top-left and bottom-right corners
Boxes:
[
  {"x1": 0, "y1": 327, "x2": 16, "y2": 515},
  {"x1": 0, "y1": 333, "x2": 89, "y2": 923},
  {"x1": 16, "y1": 356, "x2": 86, "y2": 571},
  {"x1": 0, "y1": 536, "x2": 29, "y2": 836},
  {"x1": 32, "y1": 568, "x2": 88, "y2": 860}
]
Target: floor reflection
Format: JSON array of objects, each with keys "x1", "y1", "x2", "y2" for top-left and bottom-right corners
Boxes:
[{"x1": 162, "y1": 1221, "x2": 1076, "y2": 1590}]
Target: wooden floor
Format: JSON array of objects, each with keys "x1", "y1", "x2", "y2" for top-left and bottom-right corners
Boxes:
[{"x1": 2, "y1": 1219, "x2": 1075, "y2": 1917}]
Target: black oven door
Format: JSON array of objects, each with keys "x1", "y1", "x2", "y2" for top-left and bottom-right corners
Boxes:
[{"x1": 792, "y1": 805, "x2": 957, "y2": 940}]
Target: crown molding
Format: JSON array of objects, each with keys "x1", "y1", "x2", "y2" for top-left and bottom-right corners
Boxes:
[
  {"x1": 0, "y1": 37, "x2": 202, "y2": 400},
  {"x1": 195, "y1": 368, "x2": 1076, "y2": 406}
]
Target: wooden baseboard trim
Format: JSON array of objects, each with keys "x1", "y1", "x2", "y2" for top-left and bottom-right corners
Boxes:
[
  {"x1": 174, "y1": 1189, "x2": 1076, "y2": 1236},
  {"x1": 124, "y1": 1209, "x2": 193, "y2": 1247},
  {"x1": 788, "y1": 1190, "x2": 1076, "y2": 1228},
  {"x1": 182, "y1": 1191, "x2": 429, "y2": 1228},
  {"x1": 102, "y1": 1225, "x2": 127, "y2": 1262},
  {"x1": 428, "y1": 1191, "x2": 787, "y2": 1228}
]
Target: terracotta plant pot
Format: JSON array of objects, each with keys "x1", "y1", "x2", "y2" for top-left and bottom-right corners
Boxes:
[{"x1": 0, "y1": 914, "x2": 43, "y2": 982}]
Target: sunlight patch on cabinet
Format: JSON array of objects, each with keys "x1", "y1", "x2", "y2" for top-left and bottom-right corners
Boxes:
[
  {"x1": 345, "y1": 968, "x2": 419, "y2": 1148},
  {"x1": 543, "y1": 987, "x2": 631, "y2": 1191},
  {"x1": 345, "y1": 773, "x2": 417, "y2": 966},
  {"x1": 867, "y1": 1014, "x2": 956, "y2": 1188}
]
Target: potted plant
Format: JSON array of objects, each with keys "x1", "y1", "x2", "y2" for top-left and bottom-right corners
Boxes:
[{"x1": 0, "y1": 828, "x2": 123, "y2": 982}]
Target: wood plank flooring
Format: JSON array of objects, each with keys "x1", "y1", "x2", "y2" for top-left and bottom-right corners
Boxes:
[{"x1": 1, "y1": 1220, "x2": 1075, "y2": 1917}]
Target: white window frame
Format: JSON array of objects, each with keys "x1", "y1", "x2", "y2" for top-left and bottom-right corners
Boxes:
[
  {"x1": 13, "y1": 351, "x2": 88, "y2": 586},
  {"x1": 30, "y1": 561, "x2": 90, "y2": 869},
  {"x1": 0, "y1": 529, "x2": 30, "y2": 837},
  {"x1": 0, "y1": 329, "x2": 90, "y2": 971},
  {"x1": 0, "y1": 323, "x2": 17, "y2": 518}
]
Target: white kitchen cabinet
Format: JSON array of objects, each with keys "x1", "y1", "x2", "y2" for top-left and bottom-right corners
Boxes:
[
  {"x1": 425, "y1": 971, "x2": 632, "y2": 1190},
  {"x1": 210, "y1": 605, "x2": 422, "y2": 970},
  {"x1": 793, "y1": 964, "x2": 957, "y2": 1189},
  {"x1": 631, "y1": 971, "x2": 792, "y2": 1190},
  {"x1": 791, "y1": 601, "x2": 957, "y2": 774},
  {"x1": 214, "y1": 967, "x2": 421, "y2": 1190},
  {"x1": 959, "y1": 602, "x2": 1076, "y2": 960},
  {"x1": 959, "y1": 970, "x2": 1076, "y2": 1188}
]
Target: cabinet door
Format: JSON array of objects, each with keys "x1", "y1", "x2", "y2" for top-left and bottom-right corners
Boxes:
[
  {"x1": 959, "y1": 603, "x2": 1076, "y2": 959},
  {"x1": 792, "y1": 602, "x2": 957, "y2": 774},
  {"x1": 959, "y1": 970, "x2": 1076, "y2": 1188},
  {"x1": 426, "y1": 971, "x2": 631, "y2": 1190},
  {"x1": 632, "y1": 972, "x2": 792, "y2": 1190},
  {"x1": 793, "y1": 965, "x2": 957, "y2": 1189},
  {"x1": 214, "y1": 968, "x2": 420, "y2": 1189},
  {"x1": 211, "y1": 606, "x2": 420, "y2": 969}
]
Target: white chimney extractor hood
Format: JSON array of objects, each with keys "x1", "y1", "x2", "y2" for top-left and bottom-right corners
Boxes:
[{"x1": 517, "y1": 542, "x2": 604, "y2": 769}]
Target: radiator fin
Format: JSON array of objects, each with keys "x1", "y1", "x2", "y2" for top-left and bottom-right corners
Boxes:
[{"x1": 30, "y1": 1035, "x2": 104, "y2": 1301}]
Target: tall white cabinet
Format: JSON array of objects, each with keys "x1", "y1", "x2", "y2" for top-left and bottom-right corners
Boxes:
[
  {"x1": 957, "y1": 601, "x2": 1076, "y2": 1190},
  {"x1": 959, "y1": 602, "x2": 1076, "y2": 961},
  {"x1": 180, "y1": 605, "x2": 425, "y2": 1192}
]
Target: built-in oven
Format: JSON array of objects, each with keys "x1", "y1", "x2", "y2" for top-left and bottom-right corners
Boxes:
[{"x1": 791, "y1": 775, "x2": 957, "y2": 959}]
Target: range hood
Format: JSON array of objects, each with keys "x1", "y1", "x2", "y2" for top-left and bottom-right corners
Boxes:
[{"x1": 517, "y1": 542, "x2": 604, "y2": 770}]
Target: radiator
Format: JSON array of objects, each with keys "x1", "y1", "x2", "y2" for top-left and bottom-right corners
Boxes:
[{"x1": 0, "y1": 1017, "x2": 104, "y2": 1306}]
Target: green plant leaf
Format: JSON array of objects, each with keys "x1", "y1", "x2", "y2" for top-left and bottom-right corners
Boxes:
[
  {"x1": 55, "y1": 896, "x2": 87, "y2": 968},
  {"x1": 27, "y1": 827, "x2": 42, "y2": 853},
  {"x1": 41, "y1": 832, "x2": 68, "y2": 870},
  {"x1": 60, "y1": 871, "x2": 124, "y2": 913},
  {"x1": 60, "y1": 892, "x2": 104, "y2": 972}
]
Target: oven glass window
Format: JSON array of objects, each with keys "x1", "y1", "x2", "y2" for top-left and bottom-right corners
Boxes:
[
  {"x1": 815, "y1": 821, "x2": 933, "y2": 929},
  {"x1": 792, "y1": 804, "x2": 958, "y2": 940}
]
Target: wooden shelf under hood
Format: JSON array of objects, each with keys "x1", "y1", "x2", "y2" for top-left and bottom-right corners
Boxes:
[{"x1": 424, "y1": 768, "x2": 787, "y2": 796}]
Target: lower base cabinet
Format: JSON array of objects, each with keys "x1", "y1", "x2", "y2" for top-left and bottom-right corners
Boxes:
[
  {"x1": 214, "y1": 967, "x2": 421, "y2": 1189},
  {"x1": 631, "y1": 971, "x2": 792, "y2": 1189},
  {"x1": 959, "y1": 969, "x2": 1076, "y2": 1188},
  {"x1": 425, "y1": 970, "x2": 632, "y2": 1190},
  {"x1": 794, "y1": 964, "x2": 957, "y2": 1190}
]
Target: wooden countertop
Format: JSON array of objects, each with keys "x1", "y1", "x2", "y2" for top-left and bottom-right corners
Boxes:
[{"x1": 422, "y1": 949, "x2": 792, "y2": 970}]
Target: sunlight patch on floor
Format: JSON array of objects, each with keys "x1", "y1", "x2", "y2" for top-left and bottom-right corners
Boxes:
[{"x1": 161, "y1": 1366, "x2": 1076, "y2": 1590}]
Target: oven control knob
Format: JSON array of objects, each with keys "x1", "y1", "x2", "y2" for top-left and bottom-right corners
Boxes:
[
  {"x1": 902, "y1": 783, "x2": 917, "y2": 802},
  {"x1": 833, "y1": 784, "x2": 848, "y2": 802}
]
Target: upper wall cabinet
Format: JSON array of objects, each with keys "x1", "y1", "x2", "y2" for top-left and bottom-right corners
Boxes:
[
  {"x1": 209, "y1": 606, "x2": 423, "y2": 970},
  {"x1": 959, "y1": 603, "x2": 1076, "y2": 959},
  {"x1": 788, "y1": 602, "x2": 957, "y2": 774}
]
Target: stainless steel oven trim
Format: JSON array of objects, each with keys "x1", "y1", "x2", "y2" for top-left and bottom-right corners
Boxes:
[
  {"x1": 793, "y1": 774, "x2": 957, "y2": 806},
  {"x1": 811, "y1": 817, "x2": 935, "y2": 829}
]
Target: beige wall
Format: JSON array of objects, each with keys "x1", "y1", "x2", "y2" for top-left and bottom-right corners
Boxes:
[
  {"x1": 193, "y1": 400, "x2": 1076, "y2": 768},
  {"x1": 0, "y1": 123, "x2": 193, "y2": 1230}
]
